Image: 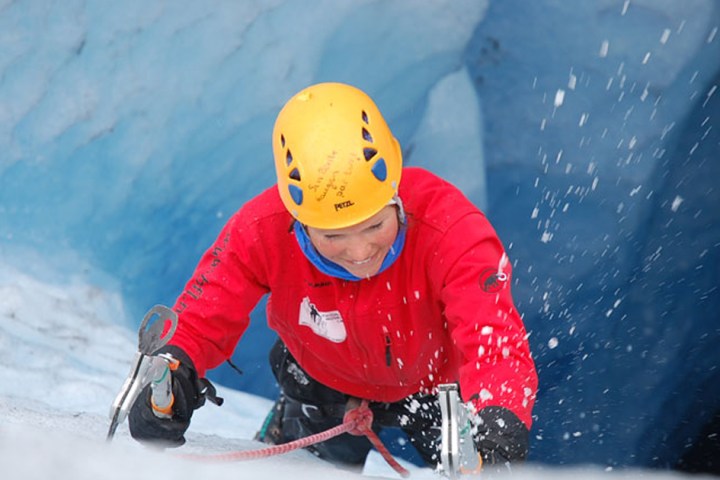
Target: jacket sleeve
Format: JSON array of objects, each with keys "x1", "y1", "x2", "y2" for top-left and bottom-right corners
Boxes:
[
  {"x1": 167, "y1": 210, "x2": 270, "y2": 377},
  {"x1": 431, "y1": 211, "x2": 538, "y2": 429}
]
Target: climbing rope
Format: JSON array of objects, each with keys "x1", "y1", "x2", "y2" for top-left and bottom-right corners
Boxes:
[{"x1": 181, "y1": 399, "x2": 410, "y2": 478}]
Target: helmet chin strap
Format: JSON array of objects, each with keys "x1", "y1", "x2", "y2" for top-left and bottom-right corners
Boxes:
[{"x1": 293, "y1": 197, "x2": 407, "y2": 281}]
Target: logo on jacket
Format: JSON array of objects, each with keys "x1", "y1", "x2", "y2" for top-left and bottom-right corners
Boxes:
[
  {"x1": 298, "y1": 296, "x2": 347, "y2": 343},
  {"x1": 479, "y1": 253, "x2": 510, "y2": 293},
  {"x1": 479, "y1": 268, "x2": 508, "y2": 293}
]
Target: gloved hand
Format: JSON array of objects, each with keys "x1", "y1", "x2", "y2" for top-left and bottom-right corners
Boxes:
[
  {"x1": 473, "y1": 406, "x2": 529, "y2": 464},
  {"x1": 128, "y1": 345, "x2": 222, "y2": 447}
]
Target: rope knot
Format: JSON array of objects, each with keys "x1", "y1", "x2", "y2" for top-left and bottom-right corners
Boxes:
[{"x1": 343, "y1": 399, "x2": 373, "y2": 436}]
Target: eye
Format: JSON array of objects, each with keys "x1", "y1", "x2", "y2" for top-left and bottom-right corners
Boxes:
[{"x1": 367, "y1": 221, "x2": 383, "y2": 231}]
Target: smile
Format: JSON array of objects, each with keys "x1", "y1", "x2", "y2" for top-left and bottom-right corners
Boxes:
[{"x1": 349, "y1": 256, "x2": 374, "y2": 265}]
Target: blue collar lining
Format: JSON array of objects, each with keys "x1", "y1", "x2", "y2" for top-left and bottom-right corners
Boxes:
[{"x1": 293, "y1": 222, "x2": 406, "y2": 281}]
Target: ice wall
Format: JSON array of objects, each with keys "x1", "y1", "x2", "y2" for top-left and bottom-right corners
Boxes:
[
  {"x1": 1, "y1": 0, "x2": 719, "y2": 472},
  {"x1": 465, "y1": 0, "x2": 720, "y2": 470},
  {"x1": 0, "y1": 0, "x2": 489, "y2": 424}
]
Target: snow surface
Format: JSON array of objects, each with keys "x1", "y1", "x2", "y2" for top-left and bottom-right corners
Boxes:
[{"x1": 0, "y1": 262, "x2": 715, "y2": 480}]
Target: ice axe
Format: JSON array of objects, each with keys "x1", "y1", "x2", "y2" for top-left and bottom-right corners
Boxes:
[
  {"x1": 438, "y1": 383, "x2": 483, "y2": 478},
  {"x1": 106, "y1": 305, "x2": 179, "y2": 441}
]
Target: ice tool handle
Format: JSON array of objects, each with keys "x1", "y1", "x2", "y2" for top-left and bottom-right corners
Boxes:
[
  {"x1": 438, "y1": 383, "x2": 483, "y2": 479},
  {"x1": 140, "y1": 305, "x2": 182, "y2": 418},
  {"x1": 106, "y1": 305, "x2": 179, "y2": 441},
  {"x1": 149, "y1": 352, "x2": 180, "y2": 418}
]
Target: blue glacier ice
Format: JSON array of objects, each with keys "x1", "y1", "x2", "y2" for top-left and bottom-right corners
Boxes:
[{"x1": 1, "y1": 0, "x2": 719, "y2": 472}]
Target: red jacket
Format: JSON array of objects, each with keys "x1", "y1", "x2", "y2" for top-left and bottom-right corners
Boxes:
[{"x1": 169, "y1": 167, "x2": 538, "y2": 427}]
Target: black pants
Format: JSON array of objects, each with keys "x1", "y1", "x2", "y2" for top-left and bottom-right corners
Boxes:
[{"x1": 267, "y1": 339, "x2": 442, "y2": 467}]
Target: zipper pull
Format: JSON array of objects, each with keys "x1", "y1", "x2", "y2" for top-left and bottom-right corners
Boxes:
[{"x1": 383, "y1": 326, "x2": 392, "y2": 367}]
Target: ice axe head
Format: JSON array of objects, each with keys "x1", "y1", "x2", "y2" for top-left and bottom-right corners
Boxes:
[{"x1": 138, "y1": 305, "x2": 178, "y2": 354}]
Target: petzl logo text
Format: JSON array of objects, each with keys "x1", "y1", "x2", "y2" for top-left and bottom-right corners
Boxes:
[{"x1": 334, "y1": 200, "x2": 355, "y2": 211}]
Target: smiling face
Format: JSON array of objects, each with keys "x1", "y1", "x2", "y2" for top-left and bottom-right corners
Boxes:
[{"x1": 306, "y1": 205, "x2": 399, "y2": 278}]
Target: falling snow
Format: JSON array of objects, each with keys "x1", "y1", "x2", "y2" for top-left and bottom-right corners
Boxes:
[
  {"x1": 671, "y1": 195, "x2": 684, "y2": 212},
  {"x1": 599, "y1": 40, "x2": 610, "y2": 57}
]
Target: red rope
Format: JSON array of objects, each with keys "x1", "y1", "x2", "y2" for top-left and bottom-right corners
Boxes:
[
  {"x1": 181, "y1": 400, "x2": 410, "y2": 478},
  {"x1": 181, "y1": 421, "x2": 354, "y2": 461},
  {"x1": 342, "y1": 401, "x2": 410, "y2": 477}
]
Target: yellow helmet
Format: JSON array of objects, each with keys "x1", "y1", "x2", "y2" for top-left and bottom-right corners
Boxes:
[{"x1": 273, "y1": 82, "x2": 402, "y2": 229}]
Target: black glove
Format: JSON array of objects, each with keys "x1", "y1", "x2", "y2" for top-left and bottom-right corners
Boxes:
[
  {"x1": 128, "y1": 345, "x2": 222, "y2": 447},
  {"x1": 473, "y1": 406, "x2": 529, "y2": 465}
]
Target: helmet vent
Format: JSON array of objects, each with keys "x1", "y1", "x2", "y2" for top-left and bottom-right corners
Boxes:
[
  {"x1": 362, "y1": 127, "x2": 373, "y2": 142},
  {"x1": 361, "y1": 110, "x2": 369, "y2": 124},
  {"x1": 363, "y1": 147, "x2": 377, "y2": 161},
  {"x1": 280, "y1": 134, "x2": 286, "y2": 147},
  {"x1": 285, "y1": 150, "x2": 293, "y2": 166},
  {"x1": 289, "y1": 168, "x2": 301, "y2": 181},
  {"x1": 288, "y1": 185, "x2": 303, "y2": 206},
  {"x1": 371, "y1": 158, "x2": 388, "y2": 181}
]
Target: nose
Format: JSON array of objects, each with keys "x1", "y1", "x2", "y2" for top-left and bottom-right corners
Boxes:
[{"x1": 344, "y1": 236, "x2": 373, "y2": 262}]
